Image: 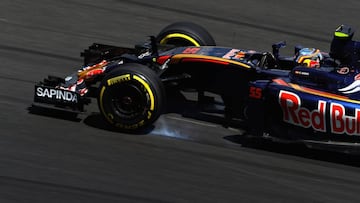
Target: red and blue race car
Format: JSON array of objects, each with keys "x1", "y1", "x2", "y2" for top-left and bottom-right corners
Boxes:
[{"x1": 33, "y1": 22, "x2": 360, "y2": 153}]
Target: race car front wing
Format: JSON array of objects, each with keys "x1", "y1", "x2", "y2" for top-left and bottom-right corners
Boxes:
[{"x1": 32, "y1": 76, "x2": 89, "y2": 113}]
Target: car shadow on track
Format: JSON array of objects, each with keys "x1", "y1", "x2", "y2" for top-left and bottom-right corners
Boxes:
[
  {"x1": 28, "y1": 104, "x2": 153, "y2": 134},
  {"x1": 224, "y1": 134, "x2": 360, "y2": 167},
  {"x1": 27, "y1": 106, "x2": 82, "y2": 122},
  {"x1": 28, "y1": 95, "x2": 360, "y2": 167}
]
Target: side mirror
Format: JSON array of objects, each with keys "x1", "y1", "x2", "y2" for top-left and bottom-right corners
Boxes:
[{"x1": 272, "y1": 41, "x2": 286, "y2": 58}]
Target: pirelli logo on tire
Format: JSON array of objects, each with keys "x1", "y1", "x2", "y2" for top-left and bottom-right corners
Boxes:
[{"x1": 107, "y1": 74, "x2": 131, "y2": 86}]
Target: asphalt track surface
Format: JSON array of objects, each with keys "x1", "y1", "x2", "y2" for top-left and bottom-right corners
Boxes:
[{"x1": 1, "y1": 0, "x2": 360, "y2": 202}]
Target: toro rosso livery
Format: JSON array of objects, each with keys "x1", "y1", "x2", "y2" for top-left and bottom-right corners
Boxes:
[{"x1": 33, "y1": 22, "x2": 360, "y2": 153}]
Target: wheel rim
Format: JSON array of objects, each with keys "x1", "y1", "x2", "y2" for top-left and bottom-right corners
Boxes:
[{"x1": 110, "y1": 82, "x2": 149, "y2": 121}]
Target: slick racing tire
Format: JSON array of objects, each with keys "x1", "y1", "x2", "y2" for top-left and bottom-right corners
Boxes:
[
  {"x1": 157, "y1": 21, "x2": 216, "y2": 46},
  {"x1": 98, "y1": 63, "x2": 165, "y2": 132}
]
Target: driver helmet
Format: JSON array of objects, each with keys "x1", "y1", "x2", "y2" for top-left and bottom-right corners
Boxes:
[{"x1": 295, "y1": 48, "x2": 323, "y2": 68}]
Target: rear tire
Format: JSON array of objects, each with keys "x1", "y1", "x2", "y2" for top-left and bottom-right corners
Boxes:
[
  {"x1": 98, "y1": 63, "x2": 165, "y2": 132},
  {"x1": 157, "y1": 22, "x2": 216, "y2": 46}
]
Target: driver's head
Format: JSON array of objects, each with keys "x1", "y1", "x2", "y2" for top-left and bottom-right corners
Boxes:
[
  {"x1": 330, "y1": 24, "x2": 354, "y2": 61},
  {"x1": 295, "y1": 48, "x2": 323, "y2": 68}
]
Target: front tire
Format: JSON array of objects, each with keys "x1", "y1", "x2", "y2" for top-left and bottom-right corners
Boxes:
[{"x1": 98, "y1": 63, "x2": 165, "y2": 132}]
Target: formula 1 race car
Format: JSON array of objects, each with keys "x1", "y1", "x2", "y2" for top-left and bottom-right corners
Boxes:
[{"x1": 33, "y1": 22, "x2": 360, "y2": 153}]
